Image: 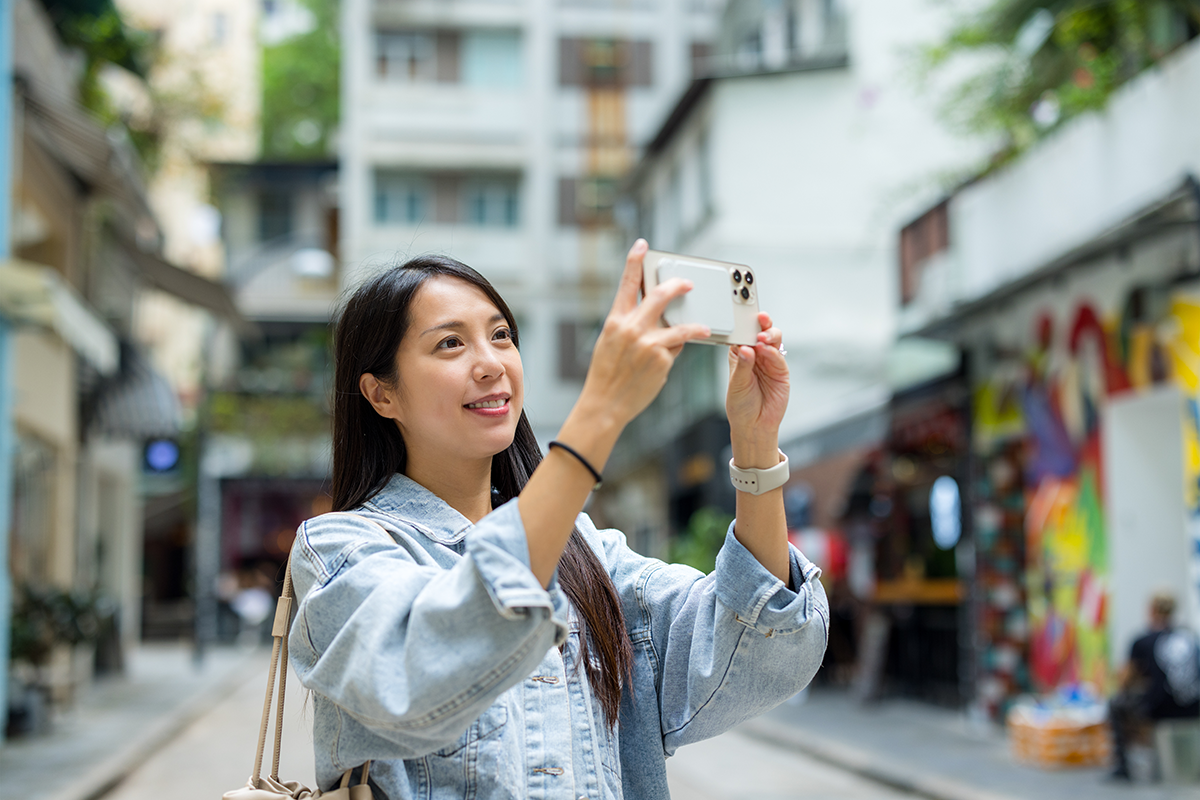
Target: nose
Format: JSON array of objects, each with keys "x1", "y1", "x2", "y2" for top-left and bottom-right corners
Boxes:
[{"x1": 473, "y1": 345, "x2": 505, "y2": 382}]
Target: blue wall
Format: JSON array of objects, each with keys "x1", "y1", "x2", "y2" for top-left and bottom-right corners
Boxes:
[{"x1": 0, "y1": 0, "x2": 15, "y2": 745}]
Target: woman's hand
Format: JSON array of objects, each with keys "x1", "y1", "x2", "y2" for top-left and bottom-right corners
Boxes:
[
  {"x1": 726, "y1": 313, "x2": 789, "y2": 467},
  {"x1": 520, "y1": 240, "x2": 708, "y2": 586},
  {"x1": 578, "y1": 239, "x2": 711, "y2": 432}
]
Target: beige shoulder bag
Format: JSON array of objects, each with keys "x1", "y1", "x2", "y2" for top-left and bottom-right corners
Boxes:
[{"x1": 222, "y1": 559, "x2": 373, "y2": 800}]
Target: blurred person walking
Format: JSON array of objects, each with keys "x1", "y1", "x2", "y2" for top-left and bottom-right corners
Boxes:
[
  {"x1": 285, "y1": 241, "x2": 829, "y2": 799},
  {"x1": 1108, "y1": 591, "x2": 1200, "y2": 781}
]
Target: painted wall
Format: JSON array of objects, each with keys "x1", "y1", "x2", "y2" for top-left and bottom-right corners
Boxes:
[{"x1": 969, "y1": 224, "x2": 1200, "y2": 696}]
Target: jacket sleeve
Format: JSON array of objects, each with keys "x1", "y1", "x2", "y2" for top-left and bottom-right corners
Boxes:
[
  {"x1": 288, "y1": 498, "x2": 567, "y2": 758},
  {"x1": 586, "y1": 516, "x2": 828, "y2": 755}
]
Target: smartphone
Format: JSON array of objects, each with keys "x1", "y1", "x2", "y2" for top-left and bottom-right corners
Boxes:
[{"x1": 642, "y1": 249, "x2": 761, "y2": 347}]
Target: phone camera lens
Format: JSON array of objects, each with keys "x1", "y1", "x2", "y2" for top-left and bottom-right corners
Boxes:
[
  {"x1": 732, "y1": 270, "x2": 742, "y2": 283},
  {"x1": 744, "y1": 271, "x2": 754, "y2": 285},
  {"x1": 740, "y1": 286, "x2": 750, "y2": 300}
]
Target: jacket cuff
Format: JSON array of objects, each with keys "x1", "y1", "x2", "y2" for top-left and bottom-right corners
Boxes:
[
  {"x1": 714, "y1": 525, "x2": 822, "y2": 636},
  {"x1": 465, "y1": 498, "x2": 569, "y2": 645}
]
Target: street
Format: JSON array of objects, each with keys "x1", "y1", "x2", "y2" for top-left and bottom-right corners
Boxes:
[{"x1": 100, "y1": 654, "x2": 909, "y2": 800}]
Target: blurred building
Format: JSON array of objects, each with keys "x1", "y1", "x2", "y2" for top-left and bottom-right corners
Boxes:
[
  {"x1": 197, "y1": 159, "x2": 340, "y2": 648},
  {"x1": 612, "y1": 0, "x2": 984, "y2": 550},
  {"x1": 897, "y1": 31, "x2": 1200, "y2": 717},
  {"x1": 108, "y1": 0, "x2": 262, "y2": 640},
  {"x1": 338, "y1": 0, "x2": 723, "y2": 490},
  {"x1": 1, "y1": 0, "x2": 240, "y2": 737}
]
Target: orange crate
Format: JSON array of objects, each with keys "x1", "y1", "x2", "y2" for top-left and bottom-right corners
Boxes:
[{"x1": 1009, "y1": 716, "x2": 1111, "y2": 769}]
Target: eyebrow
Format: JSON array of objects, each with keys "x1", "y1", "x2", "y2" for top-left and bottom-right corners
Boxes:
[{"x1": 420, "y1": 313, "x2": 507, "y2": 337}]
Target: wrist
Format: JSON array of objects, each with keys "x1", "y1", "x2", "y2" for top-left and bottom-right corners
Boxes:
[
  {"x1": 731, "y1": 435, "x2": 780, "y2": 470},
  {"x1": 557, "y1": 399, "x2": 623, "y2": 472}
]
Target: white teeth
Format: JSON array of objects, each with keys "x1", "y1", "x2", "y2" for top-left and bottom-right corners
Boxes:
[{"x1": 467, "y1": 399, "x2": 506, "y2": 409}]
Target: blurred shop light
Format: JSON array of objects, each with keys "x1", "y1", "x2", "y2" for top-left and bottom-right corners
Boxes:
[
  {"x1": 887, "y1": 337, "x2": 959, "y2": 392},
  {"x1": 291, "y1": 247, "x2": 335, "y2": 279},
  {"x1": 930, "y1": 475, "x2": 962, "y2": 550},
  {"x1": 145, "y1": 439, "x2": 181, "y2": 472},
  {"x1": 0, "y1": 258, "x2": 119, "y2": 375}
]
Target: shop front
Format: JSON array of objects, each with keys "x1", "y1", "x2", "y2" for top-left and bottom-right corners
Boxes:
[{"x1": 904, "y1": 182, "x2": 1200, "y2": 720}]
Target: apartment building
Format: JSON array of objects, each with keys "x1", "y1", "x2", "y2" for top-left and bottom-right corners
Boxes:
[
  {"x1": 616, "y1": 0, "x2": 987, "y2": 538},
  {"x1": 340, "y1": 0, "x2": 722, "y2": 445}
]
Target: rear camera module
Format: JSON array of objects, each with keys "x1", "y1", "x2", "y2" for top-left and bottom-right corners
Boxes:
[{"x1": 732, "y1": 270, "x2": 742, "y2": 283}]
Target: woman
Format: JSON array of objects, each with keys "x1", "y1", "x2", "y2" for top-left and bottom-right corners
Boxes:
[{"x1": 288, "y1": 240, "x2": 828, "y2": 799}]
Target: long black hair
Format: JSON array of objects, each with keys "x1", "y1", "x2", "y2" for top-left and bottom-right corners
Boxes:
[{"x1": 331, "y1": 254, "x2": 633, "y2": 727}]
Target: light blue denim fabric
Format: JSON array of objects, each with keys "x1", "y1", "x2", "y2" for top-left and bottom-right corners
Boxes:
[{"x1": 288, "y1": 473, "x2": 828, "y2": 799}]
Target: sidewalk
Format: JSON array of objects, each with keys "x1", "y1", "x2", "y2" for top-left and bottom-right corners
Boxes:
[
  {"x1": 744, "y1": 688, "x2": 1200, "y2": 800},
  {"x1": 0, "y1": 643, "x2": 263, "y2": 800}
]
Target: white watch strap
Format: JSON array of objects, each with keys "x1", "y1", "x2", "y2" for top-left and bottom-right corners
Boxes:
[{"x1": 729, "y1": 451, "x2": 789, "y2": 495}]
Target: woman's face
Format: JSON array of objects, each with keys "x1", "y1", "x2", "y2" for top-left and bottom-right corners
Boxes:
[{"x1": 388, "y1": 276, "x2": 524, "y2": 468}]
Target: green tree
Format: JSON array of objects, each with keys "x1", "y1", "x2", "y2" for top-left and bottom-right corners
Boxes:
[
  {"x1": 922, "y1": 1, "x2": 1200, "y2": 164},
  {"x1": 40, "y1": 0, "x2": 161, "y2": 163},
  {"x1": 261, "y1": 0, "x2": 340, "y2": 160},
  {"x1": 669, "y1": 507, "x2": 735, "y2": 574}
]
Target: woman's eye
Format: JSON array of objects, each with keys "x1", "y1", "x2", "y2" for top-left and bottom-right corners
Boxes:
[
  {"x1": 493, "y1": 328, "x2": 512, "y2": 342},
  {"x1": 438, "y1": 336, "x2": 463, "y2": 350}
]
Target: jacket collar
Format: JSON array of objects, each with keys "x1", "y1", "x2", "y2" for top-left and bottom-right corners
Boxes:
[{"x1": 361, "y1": 472, "x2": 476, "y2": 545}]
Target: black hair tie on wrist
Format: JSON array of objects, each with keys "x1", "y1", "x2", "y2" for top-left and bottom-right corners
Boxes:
[{"x1": 548, "y1": 440, "x2": 603, "y2": 490}]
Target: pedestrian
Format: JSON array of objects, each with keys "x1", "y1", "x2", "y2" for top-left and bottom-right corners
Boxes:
[
  {"x1": 1108, "y1": 590, "x2": 1200, "y2": 781},
  {"x1": 287, "y1": 240, "x2": 829, "y2": 799}
]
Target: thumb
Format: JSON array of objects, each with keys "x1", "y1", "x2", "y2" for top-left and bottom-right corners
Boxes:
[{"x1": 727, "y1": 345, "x2": 756, "y2": 393}]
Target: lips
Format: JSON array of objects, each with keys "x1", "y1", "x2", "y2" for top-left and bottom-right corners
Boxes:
[
  {"x1": 464, "y1": 393, "x2": 511, "y2": 415},
  {"x1": 465, "y1": 393, "x2": 509, "y2": 409}
]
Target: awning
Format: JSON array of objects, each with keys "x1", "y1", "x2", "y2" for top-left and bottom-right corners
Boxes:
[
  {"x1": 20, "y1": 78, "x2": 153, "y2": 224},
  {"x1": 0, "y1": 258, "x2": 119, "y2": 375},
  {"x1": 90, "y1": 344, "x2": 181, "y2": 439},
  {"x1": 112, "y1": 230, "x2": 250, "y2": 331}
]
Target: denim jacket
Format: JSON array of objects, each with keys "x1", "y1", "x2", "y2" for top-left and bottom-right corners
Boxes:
[{"x1": 288, "y1": 473, "x2": 828, "y2": 799}]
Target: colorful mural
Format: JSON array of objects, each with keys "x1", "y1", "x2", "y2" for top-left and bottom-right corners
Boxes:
[
  {"x1": 973, "y1": 301, "x2": 1123, "y2": 697},
  {"x1": 972, "y1": 288, "x2": 1200, "y2": 705}
]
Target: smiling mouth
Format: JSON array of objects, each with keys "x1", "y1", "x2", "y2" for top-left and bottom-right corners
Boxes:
[{"x1": 465, "y1": 398, "x2": 508, "y2": 409}]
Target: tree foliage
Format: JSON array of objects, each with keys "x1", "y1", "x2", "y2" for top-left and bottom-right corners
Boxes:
[
  {"x1": 40, "y1": 0, "x2": 160, "y2": 162},
  {"x1": 922, "y1": 1, "x2": 1200, "y2": 163},
  {"x1": 261, "y1": 0, "x2": 340, "y2": 161},
  {"x1": 669, "y1": 507, "x2": 735, "y2": 574}
]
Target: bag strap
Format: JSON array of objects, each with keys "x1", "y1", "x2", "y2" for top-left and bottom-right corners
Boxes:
[{"x1": 250, "y1": 556, "x2": 371, "y2": 789}]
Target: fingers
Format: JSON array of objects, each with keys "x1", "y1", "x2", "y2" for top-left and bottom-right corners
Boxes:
[
  {"x1": 652, "y1": 322, "x2": 710, "y2": 350},
  {"x1": 613, "y1": 239, "x2": 649, "y2": 315},
  {"x1": 757, "y1": 326, "x2": 783, "y2": 350},
  {"x1": 637, "y1": 275, "x2": 694, "y2": 324}
]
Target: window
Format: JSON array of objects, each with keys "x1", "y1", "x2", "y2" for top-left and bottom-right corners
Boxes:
[
  {"x1": 374, "y1": 172, "x2": 431, "y2": 225},
  {"x1": 558, "y1": 176, "x2": 618, "y2": 226},
  {"x1": 558, "y1": 319, "x2": 603, "y2": 380},
  {"x1": 559, "y1": 38, "x2": 652, "y2": 87},
  {"x1": 462, "y1": 31, "x2": 522, "y2": 88},
  {"x1": 258, "y1": 190, "x2": 293, "y2": 242},
  {"x1": 211, "y1": 12, "x2": 228, "y2": 46},
  {"x1": 899, "y1": 201, "x2": 949, "y2": 306},
  {"x1": 377, "y1": 30, "x2": 459, "y2": 82},
  {"x1": 374, "y1": 171, "x2": 520, "y2": 227},
  {"x1": 463, "y1": 177, "x2": 519, "y2": 227}
]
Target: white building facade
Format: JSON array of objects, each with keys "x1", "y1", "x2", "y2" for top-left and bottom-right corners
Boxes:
[
  {"x1": 628, "y1": 0, "x2": 987, "y2": 464},
  {"x1": 339, "y1": 0, "x2": 722, "y2": 444}
]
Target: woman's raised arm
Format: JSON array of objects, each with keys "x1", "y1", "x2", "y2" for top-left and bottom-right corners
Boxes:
[{"x1": 518, "y1": 239, "x2": 709, "y2": 587}]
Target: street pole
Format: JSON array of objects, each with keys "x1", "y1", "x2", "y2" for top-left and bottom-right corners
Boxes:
[{"x1": 0, "y1": 0, "x2": 15, "y2": 746}]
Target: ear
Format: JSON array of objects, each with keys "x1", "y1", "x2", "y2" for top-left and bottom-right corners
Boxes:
[{"x1": 359, "y1": 373, "x2": 402, "y2": 422}]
